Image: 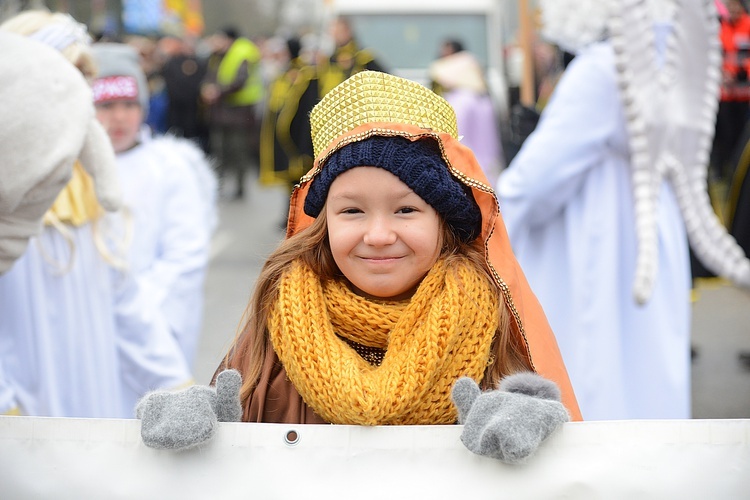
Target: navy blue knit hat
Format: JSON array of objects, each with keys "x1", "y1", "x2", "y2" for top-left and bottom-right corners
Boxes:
[{"x1": 304, "y1": 136, "x2": 482, "y2": 242}]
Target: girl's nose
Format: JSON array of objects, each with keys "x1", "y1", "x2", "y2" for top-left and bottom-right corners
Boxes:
[{"x1": 363, "y1": 216, "x2": 398, "y2": 246}]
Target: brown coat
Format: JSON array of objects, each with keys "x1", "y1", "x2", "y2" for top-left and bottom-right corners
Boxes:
[{"x1": 243, "y1": 349, "x2": 326, "y2": 424}]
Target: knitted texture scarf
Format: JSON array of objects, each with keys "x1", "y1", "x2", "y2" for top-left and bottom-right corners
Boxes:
[{"x1": 268, "y1": 257, "x2": 499, "y2": 425}]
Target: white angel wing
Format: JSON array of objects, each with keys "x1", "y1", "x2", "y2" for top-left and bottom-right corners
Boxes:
[
  {"x1": 665, "y1": 0, "x2": 750, "y2": 288},
  {"x1": 609, "y1": 0, "x2": 665, "y2": 304},
  {"x1": 611, "y1": 0, "x2": 750, "y2": 304}
]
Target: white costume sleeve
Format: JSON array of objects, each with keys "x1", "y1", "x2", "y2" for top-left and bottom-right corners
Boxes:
[
  {"x1": 120, "y1": 136, "x2": 217, "y2": 367},
  {"x1": 141, "y1": 140, "x2": 215, "y2": 365},
  {"x1": 136, "y1": 155, "x2": 210, "y2": 302},
  {"x1": 113, "y1": 269, "x2": 192, "y2": 413},
  {"x1": 497, "y1": 46, "x2": 622, "y2": 237}
]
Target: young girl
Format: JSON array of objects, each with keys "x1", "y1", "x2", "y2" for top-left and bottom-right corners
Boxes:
[{"x1": 138, "y1": 71, "x2": 581, "y2": 462}]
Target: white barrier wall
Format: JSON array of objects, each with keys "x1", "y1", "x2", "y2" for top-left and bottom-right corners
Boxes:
[{"x1": 1, "y1": 416, "x2": 748, "y2": 499}]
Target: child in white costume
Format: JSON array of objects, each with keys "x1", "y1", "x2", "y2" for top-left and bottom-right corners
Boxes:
[
  {"x1": 92, "y1": 43, "x2": 217, "y2": 373},
  {"x1": 0, "y1": 11, "x2": 192, "y2": 418}
]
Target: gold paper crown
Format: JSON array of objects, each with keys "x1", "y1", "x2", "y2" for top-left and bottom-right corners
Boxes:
[{"x1": 310, "y1": 71, "x2": 458, "y2": 158}]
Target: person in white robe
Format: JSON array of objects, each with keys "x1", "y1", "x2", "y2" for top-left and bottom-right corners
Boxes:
[
  {"x1": 113, "y1": 132, "x2": 216, "y2": 371},
  {"x1": 498, "y1": 39, "x2": 691, "y2": 420},
  {"x1": 92, "y1": 43, "x2": 217, "y2": 375},
  {"x1": 0, "y1": 223, "x2": 194, "y2": 418},
  {"x1": 496, "y1": 0, "x2": 742, "y2": 420},
  {"x1": 0, "y1": 11, "x2": 192, "y2": 418}
]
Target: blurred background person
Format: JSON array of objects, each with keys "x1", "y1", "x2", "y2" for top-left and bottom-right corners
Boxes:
[
  {"x1": 126, "y1": 34, "x2": 170, "y2": 135},
  {"x1": 430, "y1": 38, "x2": 504, "y2": 185},
  {"x1": 92, "y1": 42, "x2": 217, "y2": 380},
  {"x1": 201, "y1": 26, "x2": 263, "y2": 200},
  {"x1": 159, "y1": 34, "x2": 210, "y2": 150},
  {"x1": 258, "y1": 36, "x2": 318, "y2": 229},
  {"x1": 317, "y1": 16, "x2": 386, "y2": 97}
]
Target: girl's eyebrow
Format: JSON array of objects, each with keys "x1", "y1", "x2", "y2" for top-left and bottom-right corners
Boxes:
[
  {"x1": 327, "y1": 191, "x2": 359, "y2": 201},
  {"x1": 330, "y1": 187, "x2": 417, "y2": 201}
]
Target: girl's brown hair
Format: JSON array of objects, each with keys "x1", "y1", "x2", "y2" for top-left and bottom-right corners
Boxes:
[{"x1": 220, "y1": 202, "x2": 530, "y2": 408}]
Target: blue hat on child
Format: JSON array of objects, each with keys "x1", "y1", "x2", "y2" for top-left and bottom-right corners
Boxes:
[{"x1": 303, "y1": 135, "x2": 482, "y2": 243}]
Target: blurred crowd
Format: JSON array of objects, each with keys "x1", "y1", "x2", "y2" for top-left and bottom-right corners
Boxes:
[
  {"x1": 97, "y1": 16, "x2": 387, "y2": 208},
  {"x1": 99, "y1": 15, "x2": 516, "y2": 210}
]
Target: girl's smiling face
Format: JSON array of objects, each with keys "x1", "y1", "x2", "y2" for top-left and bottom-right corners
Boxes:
[{"x1": 325, "y1": 166, "x2": 442, "y2": 300}]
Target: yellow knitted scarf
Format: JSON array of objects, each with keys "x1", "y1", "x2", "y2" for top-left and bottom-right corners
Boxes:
[{"x1": 268, "y1": 257, "x2": 499, "y2": 425}]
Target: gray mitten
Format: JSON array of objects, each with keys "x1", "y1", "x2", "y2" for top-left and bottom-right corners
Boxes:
[
  {"x1": 451, "y1": 372, "x2": 569, "y2": 464},
  {"x1": 136, "y1": 369, "x2": 242, "y2": 451}
]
